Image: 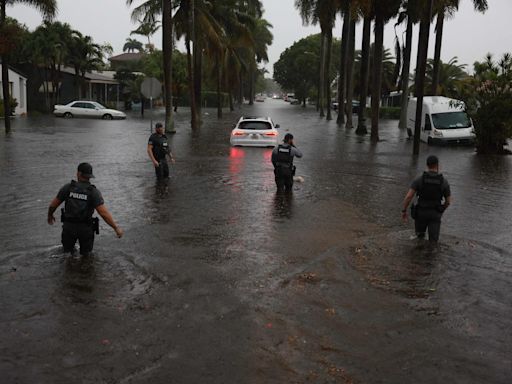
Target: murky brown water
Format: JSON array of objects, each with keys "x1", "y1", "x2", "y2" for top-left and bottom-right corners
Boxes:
[{"x1": 1, "y1": 100, "x2": 511, "y2": 383}]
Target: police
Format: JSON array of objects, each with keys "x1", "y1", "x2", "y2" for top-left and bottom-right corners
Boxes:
[
  {"x1": 271, "y1": 133, "x2": 303, "y2": 194},
  {"x1": 401, "y1": 155, "x2": 451, "y2": 242},
  {"x1": 47, "y1": 163, "x2": 123, "y2": 256},
  {"x1": 147, "y1": 122, "x2": 175, "y2": 180}
]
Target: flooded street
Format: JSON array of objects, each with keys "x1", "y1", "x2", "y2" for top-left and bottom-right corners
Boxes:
[{"x1": 1, "y1": 100, "x2": 511, "y2": 383}]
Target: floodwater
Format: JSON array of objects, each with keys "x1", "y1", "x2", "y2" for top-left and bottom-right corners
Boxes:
[{"x1": 1, "y1": 100, "x2": 511, "y2": 383}]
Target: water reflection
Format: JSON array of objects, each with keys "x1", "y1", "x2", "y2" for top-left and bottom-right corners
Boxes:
[
  {"x1": 229, "y1": 146, "x2": 245, "y2": 174},
  {"x1": 400, "y1": 240, "x2": 440, "y2": 299},
  {"x1": 262, "y1": 148, "x2": 272, "y2": 163},
  {"x1": 155, "y1": 178, "x2": 170, "y2": 198},
  {"x1": 152, "y1": 184, "x2": 172, "y2": 224},
  {"x1": 350, "y1": 233, "x2": 442, "y2": 301},
  {"x1": 61, "y1": 254, "x2": 97, "y2": 302},
  {"x1": 469, "y1": 153, "x2": 512, "y2": 184},
  {"x1": 272, "y1": 193, "x2": 294, "y2": 219},
  {"x1": 139, "y1": 178, "x2": 173, "y2": 225}
]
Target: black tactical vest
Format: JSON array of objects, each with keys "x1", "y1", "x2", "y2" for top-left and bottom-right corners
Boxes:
[
  {"x1": 418, "y1": 172, "x2": 444, "y2": 207},
  {"x1": 276, "y1": 145, "x2": 293, "y2": 168},
  {"x1": 63, "y1": 181, "x2": 95, "y2": 222},
  {"x1": 152, "y1": 134, "x2": 169, "y2": 160}
]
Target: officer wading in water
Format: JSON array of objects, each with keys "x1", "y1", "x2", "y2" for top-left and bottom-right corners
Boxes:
[
  {"x1": 47, "y1": 163, "x2": 123, "y2": 256},
  {"x1": 401, "y1": 155, "x2": 451, "y2": 242},
  {"x1": 147, "y1": 122, "x2": 175, "y2": 180},
  {"x1": 271, "y1": 133, "x2": 302, "y2": 194}
]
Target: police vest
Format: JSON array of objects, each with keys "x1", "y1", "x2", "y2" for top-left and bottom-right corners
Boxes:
[
  {"x1": 152, "y1": 135, "x2": 169, "y2": 160},
  {"x1": 276, "y1": 145, "x2": 293, "y2": 168},
  {"x1": 417, "y1": 172, "x2": 444, "y2": 207},
  {"x1": 63, "y1": 180, "x2": 95, "y2": 222}
]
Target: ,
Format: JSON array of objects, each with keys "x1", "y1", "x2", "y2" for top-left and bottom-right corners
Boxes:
[
  {"x1": 407, "y1": 96, "x2": 475, "y2": 145},
  {"x1": 53, "y1": 101, "x2": 127, "y2": 120},
  {"x1": 230, "y1": 116, "x2": 280, "y2": 147}
]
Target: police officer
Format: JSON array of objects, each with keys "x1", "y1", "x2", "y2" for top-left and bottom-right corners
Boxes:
[
  {"x1": 147, "y1": 122, "x2": 175, "y2": 180},
  {"x1": 271, "y1": 133, "x2": 303, "y2": 194},
  {"x1": 401, "y1": 155, "x2": 451, "y2": 242},
  {"x1": 47, "y1": 163, "x2": 123, "y2": 256}
]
